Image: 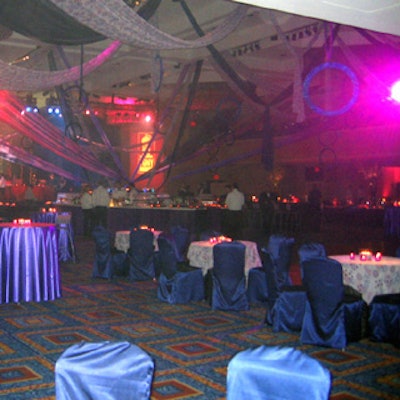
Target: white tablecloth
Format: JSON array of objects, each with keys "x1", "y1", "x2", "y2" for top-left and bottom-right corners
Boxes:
[
  {"x1": 187, "y1": 240, "x2": 262, "y2": 276},
  {"x1": 114, "y1": 230, "x2": 162, "y2": 252},
  {"x1": 330, "y1": 255, "x2": 400, "y2": 304}
]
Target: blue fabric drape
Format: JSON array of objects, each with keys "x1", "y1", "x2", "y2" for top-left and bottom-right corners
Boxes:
[
  {"x1": 211, "y1": 241, "x2": 248, "y2": 311},
  {"x1": 301, "y1": 257, "x2": 366, "y2": 349},
  {"x1": 92, "y1": 226, "x2": 127, "y2": 279},
  {"x1": 55, "y1": 341, "x2": 154, "y2": 400},
  {"x1": 227, "y1": 346, "x2": 331, "y2": 400},
  {"x1": 156, "y1": 235, "x2": 204, "y2": 304},
  {"x1": 128, "y1": 229, "x2": 155, "y2": 281}
]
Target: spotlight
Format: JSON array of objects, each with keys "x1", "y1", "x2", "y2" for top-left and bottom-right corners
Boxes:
[
  {"x1": 389, "y1": 80, "x2": 400, "y2": 103},
  {"x1": 144, "y1": 114, "x2": 152, "y2": 123}
]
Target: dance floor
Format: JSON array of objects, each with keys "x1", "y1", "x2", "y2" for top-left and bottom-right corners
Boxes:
[{"x1": 0, "y1": 221, "x2": 399, "y2": 399}]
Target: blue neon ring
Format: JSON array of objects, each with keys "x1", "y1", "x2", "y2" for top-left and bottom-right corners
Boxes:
[{"x1": 303, "y1": 62, "x2": 359, "y2": 116}]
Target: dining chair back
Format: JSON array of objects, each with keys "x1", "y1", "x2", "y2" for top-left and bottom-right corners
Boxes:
[
  {"x1": 92, "y1": 226, "x2": 127, "y2": 279},
  {"x1": 227, "y1": 346, "x2": 331, "y2": 400},
  {"x1": 55, "y1": 212, "x2": 76, "y2": 263},
  {"x1": 55, "y1": 341, "x2": 154, "y2": 400},
  {"x1": 262, "y1": 247, "x2": 307, "y2": 332},
  {"x1": 128, "y1": 228, "x2": 155, "y2": 281},
  {"x1": 157, "y1": 235, "x2": 204, "y2": 304},
  {"x1": 211, "y1": 241, "x2": 248, "y2": 311},
  {"x1": 301, "y1": 257, "x2": 366, "y2": 349},
  {"x1": 267, "y1": 234, "x2": 295, "y2": 289},
  {"x1": 170, "y1": 225, "x2": 190, "y2": 263},
  {"x1": 298, "y1": 241, "x2": 327, "y2": 279}
]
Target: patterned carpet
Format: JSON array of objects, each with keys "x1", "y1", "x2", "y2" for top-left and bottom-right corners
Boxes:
[{"x1": 0, "y1": 236, "x2": 399, "y2": 400}]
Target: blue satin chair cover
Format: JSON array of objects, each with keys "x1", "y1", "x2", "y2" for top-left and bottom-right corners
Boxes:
[
  {"x1": 92, "y1": 226, "x2": 128, "y2": 279},
  {"x1": 56, "y1": 213, "x2": 76, "y2": 263},
  {"x1": 246, "y1": 266, "x2": 268, "y2": 304},
  {"x1": 301, "y1": 257, "x2": 366, "y2": 349},
  {"x1": 267, "y1": 234, "x2": 295, "y2": 288},
  {"x1": 128, "y1": 228, "x2": 155, "y2": 281},
  {"x1": 157, "y1": 235, "x2": 204, "y2": 304},
  {"x1": 298, "y1": 242, "x2": 326, "y2": 279},
  {"x1": 0, "y1": 224, "x2": 61, "y2": 303},
  {"x1": 262, "y1": 248, "x2": 306, "y2": 332},
  {"x1": 170, "y1": 225, "x2": 190, "y2": 263},
  {"x1": 369, "y1": 293, "x2": 400, "y2": 346},
  {"x1": 211, "y1": 241, "x2": 249, "y2": 311},
  {"x1": 227, "y1": 346, "x2": 331, "y2": 400},
  {"x1": 55, "y1": 341, "x2": 154, "y2": 400}
]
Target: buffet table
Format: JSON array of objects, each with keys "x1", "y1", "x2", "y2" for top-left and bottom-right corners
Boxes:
[
  {"x1": 0, "y1": 222, "x2": 62, "y2": 304},
  {"x1": 58, "y1": 205, "x2": 212, "y2": 236},
  {"x1": 330, "y1": 254, "x2": 400, "y2": 304}
]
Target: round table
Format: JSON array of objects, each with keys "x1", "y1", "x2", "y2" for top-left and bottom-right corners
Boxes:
[
  {"x1": 115, "y1": 230, "x2": 162, "y2": 253},
  {"x1": 187, "y1": 240, "x2": 262, "y2": 276},
  {"x1": 0, "y1": 222, "x2": 62, "y2": 303},
  {"x1": 330, "y1": 254, "x2": 400, "y2": 304}
]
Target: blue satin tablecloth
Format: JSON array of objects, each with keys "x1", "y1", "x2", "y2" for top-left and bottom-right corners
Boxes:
[{"x1": 0, "y1": 222, "x2": 62, "y2": 303}]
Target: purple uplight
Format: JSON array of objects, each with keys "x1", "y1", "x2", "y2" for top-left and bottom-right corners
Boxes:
[{"x1": 389, "y1": 80, "x2": 400, "y2": 103}]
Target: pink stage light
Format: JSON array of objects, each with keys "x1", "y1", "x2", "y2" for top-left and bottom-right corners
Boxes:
[
  {"x1": 389, "y1": 80, "x2": 400, "y2": 103},
  {"x1": 144, "y1": 114, "x2": 152, "y2": 123}
]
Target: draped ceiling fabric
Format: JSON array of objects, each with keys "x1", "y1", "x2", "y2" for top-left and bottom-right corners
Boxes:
[
  {"x1": 48, "y1": 0, "x2": 248, "y2": 50},
  {"x1": 0, "y1": 41, "x2": 122, "y2": 92},
  {"x1": 0, "y1": 91, "x2": 121, "y2": 181},
  {"x1": 0, "y1": 0, "x2": 105, "y2": 45},
  {"x1": 0, "y1": 0, "x2": 251, "y2": 184}
]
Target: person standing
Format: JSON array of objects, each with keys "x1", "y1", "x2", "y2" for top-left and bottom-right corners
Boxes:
[
  {"x1": 92, "y1": 180, "x2": 110, "y2": 228},
  {"x1": 81, "y1": 186, "x2": 94, "y2": 236},
  {"x1": 224, "y1": 183, "x2": 245, "y2": 239}
]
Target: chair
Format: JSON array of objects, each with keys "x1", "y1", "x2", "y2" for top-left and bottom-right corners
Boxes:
[
  {"x1": 298, "y1": 241, "x2": 327, "y2": 279},
  {"x1": 300, "y1": 257, "x2": 367, "y2": 349},
  {"x1": 56, "y1": 212, "x2": 76, "y2": 263},
  {"x1": 157, "y1": 235, "x2": 205, "y2": 304},
  {"x1": 127, "y1": 228, "x2": 155, "y2": 281},
  {"x1": 267, "y1": 234, "x2": 295, "y2": 288},
  {"x1": 92, "y1": 226, "x2": 128, "y2": 279},
  {"x1": 227, "y1": 346, "x2": 331, "y2": 400},
  {"x1": 262, "y1": 248, "x2": 307, "y2": 333},
  {"x1": 211, "y1": 241, "x2": 249, "y2": 311},
  {"x1": 369, "y1": 293, "x2": 400, "y2": 346},
  {"x1": 246, "y1": 265, "x2": 268, "y2": 305},
  {"x1": 170, "y1": 225, "x2": 190, "y2": 263},
  {"x1": 55, "y1": 341, "x2": 154, "y2": 400}
]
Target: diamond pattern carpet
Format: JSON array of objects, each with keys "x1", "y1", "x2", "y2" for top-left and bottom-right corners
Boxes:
[{"x1": 0, "y1": 236, "x2": 399, "y2": 399}]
